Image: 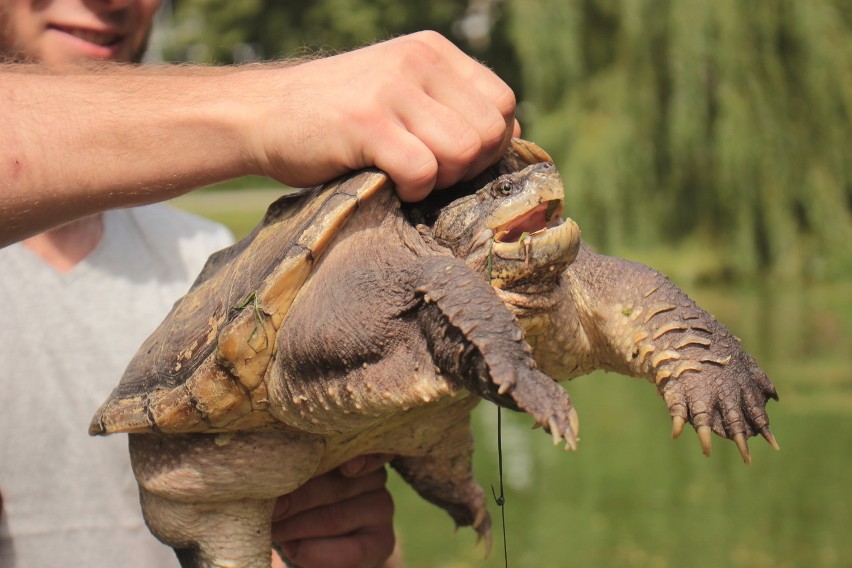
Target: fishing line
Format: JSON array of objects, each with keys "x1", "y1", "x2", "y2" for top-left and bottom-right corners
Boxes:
[{"x1": 491, "y1": 406, "x2": 509, "y2": 568}]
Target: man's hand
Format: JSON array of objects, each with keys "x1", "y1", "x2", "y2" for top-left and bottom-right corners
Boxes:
[
  {"x1": 1, "y1": 31, "x2": 518, "y2": 245},
  {"x1": 245, "y1": 31, "x2": 520, "y2": 202},
  {"x1": 271, "y1": 455, "x2": 400, "y2": 568}
]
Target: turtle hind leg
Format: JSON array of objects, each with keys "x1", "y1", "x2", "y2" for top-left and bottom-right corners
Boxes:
[
  {"x1": 141, "y1": 489, "x2": 276, "y2": 568},
  {"x1": 390, "y1": 418, "x2": 492, "y2": 554},
  {"x1": 393, "y1": 455, "x2": 491, "y2": 547}
]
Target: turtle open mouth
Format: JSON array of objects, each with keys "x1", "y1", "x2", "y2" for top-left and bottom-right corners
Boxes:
[
  {"x1": 484, "y1": 198, "x2": 581, "y2": 288},
  {"x1": 494, "y1": 200, "x2": 564, "y2": 243}
]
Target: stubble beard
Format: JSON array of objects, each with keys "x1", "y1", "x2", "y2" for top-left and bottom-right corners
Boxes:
[
  {"x1": 0, "y1": 4, "x2": 153, "y2": 64},
  {"x1": 0, "y1": 4, "x2": 28, "y2": 62}
]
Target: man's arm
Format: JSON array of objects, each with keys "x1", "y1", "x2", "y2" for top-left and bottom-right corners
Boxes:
[{"x1": 1, "y1": 31, "x2": 518, "y2": 247}]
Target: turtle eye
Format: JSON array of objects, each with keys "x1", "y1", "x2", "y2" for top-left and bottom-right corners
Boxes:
[{"x1": 494, "y1": 180, "x2": 514, "y2": 196}]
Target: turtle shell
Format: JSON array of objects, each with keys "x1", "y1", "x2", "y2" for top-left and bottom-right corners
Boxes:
[
  {"x1": 89, "y1": 139, "x2": 553, "y2": 436},
  {"x1": 90, "y1": 169, "x2": 392, "y2": 435}
]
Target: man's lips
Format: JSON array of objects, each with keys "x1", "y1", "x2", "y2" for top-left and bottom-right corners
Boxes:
[{"x1": 49, "y1": 24, "x2": 122, "y2": 47}]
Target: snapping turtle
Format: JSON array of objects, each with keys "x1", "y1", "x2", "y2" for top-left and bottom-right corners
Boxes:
[{"x1": 90, "y1": 140, "x2": 777, "y2": 567}]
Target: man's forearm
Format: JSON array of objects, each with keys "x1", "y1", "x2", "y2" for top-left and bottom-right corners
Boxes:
[
  {"x1": 0, "y1": 64, "x2": 257, "y2": 246},
  {"x1": 1, "y1": 32, "x2": 520, "y2": 247}
]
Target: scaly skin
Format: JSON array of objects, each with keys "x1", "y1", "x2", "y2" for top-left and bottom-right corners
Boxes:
[
  {"x1": 95, "y1": 141, "x2": 777, "y2": 568},
  {"x1": 420, "y1": 158, "x2": 779, "y2": 464},
  {"x1": 516, "y1": 245, "x2": 779, "y2": 463}
]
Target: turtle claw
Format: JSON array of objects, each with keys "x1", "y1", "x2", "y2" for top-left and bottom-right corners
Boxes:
[
  {"x1": 473, "y1": 507, "x2": 489, "y2": 532},
  {"x1": 477, "y1": 529, "x2": 493, "y2": 558},
  {"x1": 733, "y1": 432, "x2": 752, "y2": 464},
  {"x1": 473, "y1": 509, "x2": 493, "y2": 558},
  {"x1": 510, "y1": 369, "x2": 579, "y2": 451},
  {"x1": 546, "y1": 408, "x2": 579, "y2": 451},
  {"x1": 497, "y1": 380, "x2": 513, "y2": 396},
  {"x1": 671, "y1": 415, "x2": 686, "y2": 439},
  {"x1": 697, "y1": 425, "x2": 713, "y2": 457},
  {"x1": 548, "y1": 417, "x2": 562, "y2": 446},
  {"x1": 760, "y1": 427, "x2": 781, "y2": 451}
]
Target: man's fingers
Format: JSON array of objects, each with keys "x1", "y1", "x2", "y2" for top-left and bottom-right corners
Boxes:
[
  {"x1": 340, "y1": 454, "x2": 394, "y2": 477},
  {"x1": 272, "y1": 488, "x2": 394, "y2": 543},
  {"x1": 278, "y1": 523, "x2": 395, "y2": 568},
  {"x1": 412, "y1": 31, "x2": 516, "y2": 119},
  {"x1": 272, "y1": 468, "x2": 388, "y2": 521},
  {"x1": 363, "y1": 32, "x2": 517, "y2": 196},
  {"x1": 367, "y1": 126, "x2": 438, "y2": 202},
  {"x1": 252, "y1": 31, "x2": 517, "y2": 201}
]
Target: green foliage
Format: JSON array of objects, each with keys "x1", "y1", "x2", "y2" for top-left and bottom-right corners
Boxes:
[
  {"x1": 165, "y1": 0, "x2": 852, "y2": 281},
  {"x1": 508, "y1": 0, "x2": 852, "y2": 281},
  {"x1": 170, "y1": 0, "x2": 503, "y2": 68}
]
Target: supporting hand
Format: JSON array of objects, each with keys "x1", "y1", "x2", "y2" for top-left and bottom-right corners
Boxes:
[{"x1": 271, "y1": 455, "x2": 401, "y2": 568}]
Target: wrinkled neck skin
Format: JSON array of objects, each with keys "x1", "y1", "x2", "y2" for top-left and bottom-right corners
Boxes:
[
  {"x1": 524, "y1": 243, "x2": 720, "y2": 386},
  {"x1": 412, "y1": 161, "x2": 572, "y2": 314}
]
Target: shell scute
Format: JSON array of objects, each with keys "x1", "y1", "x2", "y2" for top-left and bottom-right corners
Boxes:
[{"x1": 89, "y1": 170, "x2": 392, "y2": 435}]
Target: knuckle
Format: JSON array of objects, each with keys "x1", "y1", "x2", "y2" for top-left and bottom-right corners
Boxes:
[
  {"x1": 316, "y1": 503, "x2": 347, "y2": 533},
  {"x1": 404, "y1": 157, "x2": 439, "y2": 192},
  {"x1": 398, "y1": 35, "x2": 442, "y2": 68},
  {"x1": 409, "y1": 29, "x2": 449, "y2": 48},
  {"x1": 493, "y1": 83, "x2": 517, "y2": 118},
  {"x1": 453, "y1": 129, "x2": 483, "y2": 165},
  {"x1": 481, "y1": 114, "x2": 509, "y2": 150}
]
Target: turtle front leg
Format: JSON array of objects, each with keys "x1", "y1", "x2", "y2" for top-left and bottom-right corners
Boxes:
[
  {"x1": 526, "y1": 245, "x2": 779, "y2": 462},
  {"x1": 411, "y1": 255, "x2": 578, "y2": 449}
]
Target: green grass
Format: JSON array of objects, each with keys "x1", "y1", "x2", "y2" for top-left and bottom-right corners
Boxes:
[
  {"x1": 171, "y1": 190, "x2": 852, "y2": 568},
  {"x1": 171, "y1": 185, "x2": 289, "y2": 239}
]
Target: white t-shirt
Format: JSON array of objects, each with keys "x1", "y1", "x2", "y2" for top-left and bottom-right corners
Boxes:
[{"x1": 0, "y1": 205, "x2": 234, "y2": 567}]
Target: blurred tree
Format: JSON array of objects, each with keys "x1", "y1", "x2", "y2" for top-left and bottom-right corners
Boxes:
[
  {"x1": 508, "y1": 0, "x2": 852, "y2": 281},
  {"x1": 164, "y1": 0, "x2": 852, "y2": 281},
  {"x1": 165, "y1": 0, "x2": 521, "y2": 89}
]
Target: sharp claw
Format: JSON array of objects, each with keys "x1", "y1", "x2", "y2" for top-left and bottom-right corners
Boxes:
[
  {"x1": 569, "y1": 407, "x2": 580, "y2": 437},
  {"x1": 473, "y1": 507, "x2": 488, "y2": 531},
  {"x1": 697, "y1": 425, "x2": 713, "y2": 457},
  {"x1": 563, "y1": 435, "x2": 578, "y2": 452},
  {"x1": 548, "y1": 417, "x2": 561, "y2": 446},
  {"x1": 733, "y1": 433, "x2": 752, "y2": 464},
  {"x1": 475, "y1": 526, "x2": 493, "y2": 558},
  {"x1": 760, "y1": 427, "x2": 781, "y2": 451},
  {"x1": 671, "y1": 415, "x2": 686, "y2": 439},
  {"x1": 497, "y1": 381, "x2": 512, "y2": 395}
]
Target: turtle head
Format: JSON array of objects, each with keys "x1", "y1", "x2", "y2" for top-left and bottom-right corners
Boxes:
[{"x1": 408, "y1": 158, "x2": 581, "y2": 289}]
